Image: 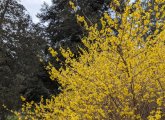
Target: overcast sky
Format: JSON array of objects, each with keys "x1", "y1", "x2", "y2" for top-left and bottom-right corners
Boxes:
[{"x1": 21, "y1": 0, "x2": 51, "y2": 23}]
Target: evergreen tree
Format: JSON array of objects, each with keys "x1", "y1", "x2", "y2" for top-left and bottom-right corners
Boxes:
[
  {"x1": 38, "y1": 0, "x2": 112, "y2": 44},
  {"x1": 0, "y1": 0, "x2": 54, "y2": 118}
]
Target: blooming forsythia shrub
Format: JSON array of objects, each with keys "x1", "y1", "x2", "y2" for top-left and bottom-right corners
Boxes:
[{"x1": 15, "y1": 0, "x2": 165, "y2": 120}]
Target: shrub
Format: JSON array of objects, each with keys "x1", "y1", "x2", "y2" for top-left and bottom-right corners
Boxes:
[{"x1": 14, "y1": 1, "x2": 165, "y2": 119}]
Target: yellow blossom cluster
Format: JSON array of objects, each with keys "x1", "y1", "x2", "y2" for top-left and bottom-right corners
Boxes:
[{"x1": 14, "y1": 0, "x2": 165, "y2": 120}]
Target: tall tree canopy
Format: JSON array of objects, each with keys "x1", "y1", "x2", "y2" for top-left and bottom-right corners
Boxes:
[
  {"x1": 38, "y1": 0, "x2": 112, "y2": 44},
  {"x1": 0, "y1": 0, "x2": 52, "y2": 119}
]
